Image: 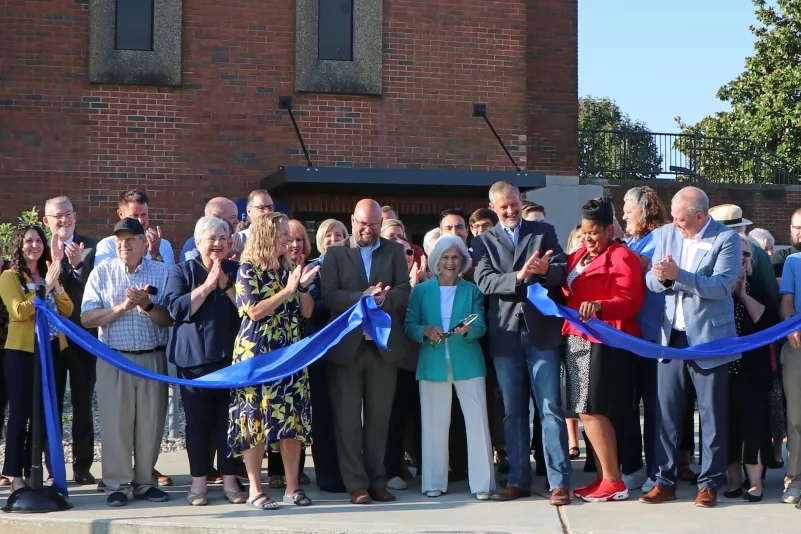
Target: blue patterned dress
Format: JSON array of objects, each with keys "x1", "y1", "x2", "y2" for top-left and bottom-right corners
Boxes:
[{"x1": 227, "y1": 263, "x2": 312, "y2": 457}]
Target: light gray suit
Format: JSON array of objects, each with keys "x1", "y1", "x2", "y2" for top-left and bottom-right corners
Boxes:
[{"x1": 645, "y1": 218, "x2": 741, "y2": 492}]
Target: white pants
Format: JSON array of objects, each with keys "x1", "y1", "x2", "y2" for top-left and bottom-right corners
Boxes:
[{"x1": 420, "y1": 368, "x2": 496, "y2": 494}]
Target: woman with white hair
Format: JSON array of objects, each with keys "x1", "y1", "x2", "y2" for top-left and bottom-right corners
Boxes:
[
  {"x1": 404, "y1": 234, "x2": 495, "y2": 500},
  {"x1": 163, "y1": 216, "x2": 246, "y2": 506},
  {"x1": 748, "y1": 228, "x2": 775, "y2": 256}
]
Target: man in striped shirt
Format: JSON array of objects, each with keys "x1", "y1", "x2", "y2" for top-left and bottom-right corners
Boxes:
[{"x1": 81, "y1": 218, "x2": 174, "y2": 507}]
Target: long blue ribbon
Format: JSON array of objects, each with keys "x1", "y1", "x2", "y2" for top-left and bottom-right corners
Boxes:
[
  {"x1": 526, "y1": 284, "x2": 800, "y2": 360},
  {"x1": 33, "y1": 296, "x2": 391, "y2": 494}
]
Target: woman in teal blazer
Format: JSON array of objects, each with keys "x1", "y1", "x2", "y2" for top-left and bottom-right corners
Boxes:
[{"x1": 404, "y1": 234, "x2": 496, "y2": 500}]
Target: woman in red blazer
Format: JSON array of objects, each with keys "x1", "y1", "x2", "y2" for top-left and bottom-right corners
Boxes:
[{"x1": 563, "y1": 198, "x2": 645, "y2": 503}]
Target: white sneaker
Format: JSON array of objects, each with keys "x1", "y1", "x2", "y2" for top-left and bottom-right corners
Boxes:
[
  {"x1": 386, "y1": 476, "x2": 408, "y2": 490},
  {"x1": 622, "y1": 466, "x2": 648, "y2": 490},
  {"x1": 641, "y1": 477, "x2": 657, "y2": 494},
  {"x1": 426, "y1": 489, "x2": 443, "y2": 498},
  {"x1": 782, "y1": 488, "x2": 801, "y2": 504}
]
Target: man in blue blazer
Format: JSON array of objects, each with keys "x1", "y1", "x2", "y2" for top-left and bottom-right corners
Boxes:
[
  {"x1": 640, "y1": 186, "x2": 741, "y2": 508},
  {"x1": 472, "y1": 181, "x2": 571, "y2": 506}
]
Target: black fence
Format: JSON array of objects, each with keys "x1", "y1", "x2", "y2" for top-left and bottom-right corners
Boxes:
[{"x1": 579, "y1": 129, "x2": 801, "y2": 185}]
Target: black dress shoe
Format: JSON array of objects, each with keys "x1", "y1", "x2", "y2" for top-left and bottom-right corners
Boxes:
[
  {"x1": 723, "y1": 488, "x2": 743, "y2": 498},
  {"x1": 743, "y1": 490, "x2": 763, "y2": 502},
  {"x1": 74, "y1": 471, "x2": 97, "y2": 485}
]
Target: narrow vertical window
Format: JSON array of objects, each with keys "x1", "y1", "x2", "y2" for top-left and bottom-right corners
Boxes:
[
  {"x1": 116, "y1": 0, "x2": 154, "y2": 51},
  {"x1": 318, "y1": 0, "x2": 353, "y2": 61}
]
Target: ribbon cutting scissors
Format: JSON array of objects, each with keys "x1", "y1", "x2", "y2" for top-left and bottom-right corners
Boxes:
[{"x1": 429, "y1": 313, "x2": 479, "y2": 347}]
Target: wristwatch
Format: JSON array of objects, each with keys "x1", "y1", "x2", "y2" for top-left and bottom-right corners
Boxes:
[
  {"x1": 144, "y1": 301, "x2": 155, "y2": 312},
  {"x1": 223, "y1": 279, "x2": 234, "y2": 292}
]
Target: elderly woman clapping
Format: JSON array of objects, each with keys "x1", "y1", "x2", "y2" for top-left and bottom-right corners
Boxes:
[
  {"x1": 404, "y1": 234, "x2": 495, "y2": 500},
  {"x1": 163, "y1": 217, "x2": 245, "y2": 506}
]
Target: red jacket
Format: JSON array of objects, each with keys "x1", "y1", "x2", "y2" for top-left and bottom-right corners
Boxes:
[{"x1": 562, "y1": 241, "x2": 644, "y2": 342}]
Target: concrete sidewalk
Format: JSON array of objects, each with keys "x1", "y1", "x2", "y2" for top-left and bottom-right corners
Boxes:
[{"x1": 0, "y1": 451, "x2": 799, "y2": 533}]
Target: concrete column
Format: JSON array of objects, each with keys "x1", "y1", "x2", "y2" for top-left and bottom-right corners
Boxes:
[{"x1": 524, "y1": 176, "x2": 603, "y2": 245}]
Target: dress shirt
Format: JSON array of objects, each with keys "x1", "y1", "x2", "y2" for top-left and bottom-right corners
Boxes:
[
  {"x1": 94, "y1": 235, "x2": 175, "y2": 267},
  {"x1": 81, "y1": 258, "x2": 170, "y2": 351},
  {"x1": 673, "y1": 217, "x2": 712, "y2": 331},
  {"x1": 503, "y1": 221, "x2": 522, "y2": 247},
  {"x1": 358, "y1": 239, "x2": 381, "y2": 281}
]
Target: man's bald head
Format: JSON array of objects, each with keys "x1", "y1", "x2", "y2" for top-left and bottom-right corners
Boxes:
[
  {"x1": 352, "y1": 199, "x2": 382, "y2": 247},
  {"x1": 671, "y1": 186, "x2": 710, "y2": 239},
  {"x1": 205, "y1": 197, "x2": 239, "y2": 231},
  {"x1": 672, "y1": 186, "x2": 709, "y2": 216}
]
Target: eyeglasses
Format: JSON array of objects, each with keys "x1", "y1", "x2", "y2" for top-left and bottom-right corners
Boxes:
[
  {"x1": 45, "y1": 211, "x2": 74, "y2": 221},
  {"x1": 405, "y1": 249, "x2": 414, "y2": 256},
  {"x1": 471, "y1": 222, "x2": 493, "y2": 231},
  {"x1": 354, "y1": 219, "x2": 381, "y2": 230}
]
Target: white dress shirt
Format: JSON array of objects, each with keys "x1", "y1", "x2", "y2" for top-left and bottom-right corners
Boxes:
[{"x1": 673, "y1": 217, "x2": 713, "y2": 331}]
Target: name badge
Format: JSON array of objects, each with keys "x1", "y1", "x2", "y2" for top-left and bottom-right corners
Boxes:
[{"x1": 697, "y1": 242, "x2": 713, "y2": 251}]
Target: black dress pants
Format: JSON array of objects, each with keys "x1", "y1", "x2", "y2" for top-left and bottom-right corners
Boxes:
[
  {"x1": 308, "y1": 359, "x2": 344, "y2": 489},
  {"x1": 178, "y1": 362, "x2": 235, "y2": 478},
  {"x1": 384, "y1": 368, "x2": 422, "y2": 479},
  {"x1": 56, "y1": 344, "x2": 96, "y2": 474}
]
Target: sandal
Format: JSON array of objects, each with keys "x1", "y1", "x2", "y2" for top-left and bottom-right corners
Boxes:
[
  {"x1": 0, "y1": 476, "x2": 10, "y2": 486},
  {"x1": 569, "y1": 447, "x2": 580, "y2": 460},
  {"x1": 186, "y1": 491, "x2": 208, "y2": 506},
  {"x1": 269, "y1": 476, "x2": 285, "y2": 489},
  {"x1": 246, "y1": 493, "x2": 280, "y2": 510},
  {"x1": 283, "y1": 489, "x2": 313, "y2": 506}
]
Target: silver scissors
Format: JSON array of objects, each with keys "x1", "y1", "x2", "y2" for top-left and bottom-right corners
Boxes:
[{"x1": 429, "y1": 313, "x2": 479, "y2": 347}]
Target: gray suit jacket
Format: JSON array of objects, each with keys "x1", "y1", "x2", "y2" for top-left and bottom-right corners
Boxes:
[
  {"x1": 61, "y1": 232, "x2": 97, "y2": 329},
  {"x1": 645, "y1": 219, "x2": 741, "y2": 369},
  {"x1": 472, "y1": 220, "x2": 566, "y2": 354},
  {"x1": 321, "y1": 237, "x2": 411, "y2": 366}
]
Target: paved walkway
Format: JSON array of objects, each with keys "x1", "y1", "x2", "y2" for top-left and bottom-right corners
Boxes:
[{"x1": 1, "y1": 451, "x2": 799, "y2": 533}]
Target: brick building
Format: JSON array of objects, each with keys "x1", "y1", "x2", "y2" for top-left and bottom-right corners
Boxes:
[{"x1": 0, "y1": 0, "x2": 578, "y2": 250}]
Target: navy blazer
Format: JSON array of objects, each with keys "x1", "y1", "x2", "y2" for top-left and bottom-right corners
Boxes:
[{"x1": 164, "y1": 258, "x2": 240, "y2": 369}]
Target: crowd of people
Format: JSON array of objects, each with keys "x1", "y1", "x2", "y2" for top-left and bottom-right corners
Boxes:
[{"x1": 0, "y1": 181, "x2": 799, "y2": 511}]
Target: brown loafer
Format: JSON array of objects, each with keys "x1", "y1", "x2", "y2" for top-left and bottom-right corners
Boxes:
[
  {"x1": 350, "y1": 488, "x2": 371, "y2": 504},
  {"x1": 694, "y1": 488, "x2": 717, "y2": 508},
  {"x1": 490, "y1": 485, "x2": 532, "y2": 501},
  {"x1": 153, "y1": 470, "x2": 173, "y2": 487},
  {"x1": 549, "y1": 487, "x2": 571, "y2": 506},
  {"x1": 369, "y1": 487, "x2": 396, "y2": 502},
  {"x1": 639, "y1": 485, "x2": 677, "y2": 504}
]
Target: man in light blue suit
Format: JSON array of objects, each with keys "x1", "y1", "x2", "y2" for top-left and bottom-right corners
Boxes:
[{"x1": 639, "y1": 187, "x2": 741, "y2": 509}]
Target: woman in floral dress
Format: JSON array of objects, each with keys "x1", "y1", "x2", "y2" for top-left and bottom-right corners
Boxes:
[{"x1": 227, "y1": 212, "x2": 320, "y2": 509}]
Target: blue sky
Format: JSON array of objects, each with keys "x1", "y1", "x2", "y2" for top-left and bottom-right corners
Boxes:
[{"x1": 578, "y1": 1, "x2": 761, "y2": 134}]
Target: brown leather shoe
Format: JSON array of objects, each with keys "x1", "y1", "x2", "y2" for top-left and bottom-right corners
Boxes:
[
  {"x1": 153, "y1": 470, "x2": 173, "y2": 487},
  {"x1": 694, "y1": 488, "x2": 717, "y2": 508},
  {"x1": 350, "y1": 488, "x2": 371, "y2": 504},
  {"x1": 490, "y1": 485, "x2": 532, "y2": 501},
  {"x1": 549, "y1": 488, "x2": 571, "y2": 506},
  {"x1": 369, "y1": 487, "x2": 397, "y2": 502},
  {"x1": 639, "y1": 485, "x2": 677, "y2": 504}
]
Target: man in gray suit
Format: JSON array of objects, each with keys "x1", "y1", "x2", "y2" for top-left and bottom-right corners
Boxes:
[
  {"x1": 43, "y1": 195, "x2": 99, "y2": 485},
  {"x1": 640, "y1": 186, "x2": 741, "y2": 508},
  {"x1": 321, "y1": 199, "x2": 411, "y2": 504},
  {"x1": 472, "y1": 181, "x2": 572, "y2": 505}
]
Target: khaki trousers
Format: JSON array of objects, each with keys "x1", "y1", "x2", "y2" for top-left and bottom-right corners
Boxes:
[
  {"x1": 781, "y1": 343, "x2": 801, "y2": 489},
  {"x1": 96, "y1": 350, "x2": 168, "y2": 496}
]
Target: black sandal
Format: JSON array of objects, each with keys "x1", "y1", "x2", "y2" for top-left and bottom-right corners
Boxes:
[
  {"x1": 283, "y1": 489, "x2": 313, "y2": 506},
  {"x1": 569, "y1": 447, "x2": 580, "y2": 460},
  {"x1": 247, "y1": 493, "x2": 279, "y2": 510}
]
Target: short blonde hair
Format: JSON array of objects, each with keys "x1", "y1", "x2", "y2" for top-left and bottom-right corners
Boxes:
[
  {"x1": 428, "y1": 235, "x2": 471, "y2": 276},
  {"x1": 315, "y1": 219, "x2": 349, "y2": 254},
  {"x1": 288, "y1": 219, "x2": 312, "y2": 258},
  {"x1": 241, "y1": 212, "x2": 292, "y2": 271},
  {"x1": 380, "y1": 218, "x2": 406, "y2": 239}
]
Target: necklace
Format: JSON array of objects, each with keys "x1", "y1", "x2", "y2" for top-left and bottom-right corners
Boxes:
[{"x1": 579, "y1": 254, "x2": 594, "y2": 267}]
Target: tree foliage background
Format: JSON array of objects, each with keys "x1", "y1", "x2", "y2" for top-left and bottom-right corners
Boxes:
[
  {"x1": 579, "y1": 96, "x2": 662, "y2": 180},
  {"x1": 677, "y1": 0, "x2": 801, "y2": 184}
]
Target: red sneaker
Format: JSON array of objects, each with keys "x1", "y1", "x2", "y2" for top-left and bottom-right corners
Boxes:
[
  {"x1": 581, "y1": 478, "x2": 629, "y2": 502},
  {"x1": 572, "y1": 478, "x2": 602, "y2": 498}
]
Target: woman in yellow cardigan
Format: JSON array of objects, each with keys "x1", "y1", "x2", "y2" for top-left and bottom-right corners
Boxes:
[
  {"x1": 405, "y1": 234, "x2": 495, "y2": 500},
  {"x1": 0, "y1": 224, "x2": 72, "y2": 492}
]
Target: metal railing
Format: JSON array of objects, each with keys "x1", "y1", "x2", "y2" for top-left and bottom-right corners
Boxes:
[{"x1": 579, "y1": 129, "x2": 801, "y2": 185}]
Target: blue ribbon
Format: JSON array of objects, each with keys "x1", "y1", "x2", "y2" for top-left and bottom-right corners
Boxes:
[
  {"x1": 526, "y1": 284, "x2": 800, "y2": 360},
  {"x1": 33, "y1": 296, "x2": 391, "y2": 494}
]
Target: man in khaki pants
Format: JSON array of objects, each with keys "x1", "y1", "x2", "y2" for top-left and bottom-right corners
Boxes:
[
  {"x1": 81, "y1": 218, "x2": 173, "y2": 507},
  {"x1": 780, "y1": 251, "x2": 801, "y2": 506}
]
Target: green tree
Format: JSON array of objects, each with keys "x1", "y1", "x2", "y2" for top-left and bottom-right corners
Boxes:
[
  {"x1": 677, "y1": 0, "x2": 801, "y2": 184},
  {"x1": 579, "y1": 96, "x2": 662, "y2": 180}
]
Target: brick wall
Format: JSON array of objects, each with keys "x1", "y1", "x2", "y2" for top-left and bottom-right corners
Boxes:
[
  {"x1": 0, "y1": 0, "x2": 578, "y2": 250},
  {"x1": 600, "y1": 180, "x2": 801, "y2": 245}
]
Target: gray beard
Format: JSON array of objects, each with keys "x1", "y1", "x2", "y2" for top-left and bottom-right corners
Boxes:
[{"x1": 356, "y1": 236, "x2": 377, "y2": 248}]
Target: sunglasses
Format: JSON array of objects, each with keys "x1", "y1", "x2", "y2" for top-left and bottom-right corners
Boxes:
[{"x1": 405, "y1": 249, "x2": 414, "y2": 256}]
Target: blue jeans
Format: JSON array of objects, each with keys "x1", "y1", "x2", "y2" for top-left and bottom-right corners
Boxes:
[{"x1": 492, "y1": 332, "x2": 571, "y2": 490}]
